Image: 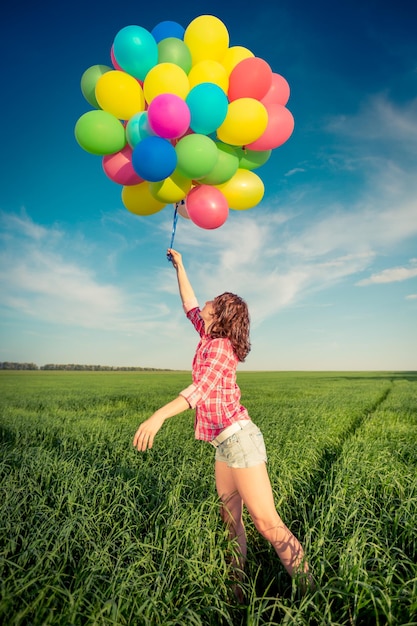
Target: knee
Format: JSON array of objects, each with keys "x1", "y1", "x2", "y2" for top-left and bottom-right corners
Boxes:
[
  {"x1": 251, "y1": 517, "x2": 271, "y2": 536},
  {"x1": 252, "y1": 514, "x2": 286, "y2": 540}
]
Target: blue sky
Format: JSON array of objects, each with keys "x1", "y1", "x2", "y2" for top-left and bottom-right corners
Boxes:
[{"x1": 1, "y1": 0, "x2": 416, "y2": 370}]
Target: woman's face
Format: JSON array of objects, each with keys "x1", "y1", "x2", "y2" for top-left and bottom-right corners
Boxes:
[{"x1": 200, "y1": 300, "x2": 215, "y2": 327}]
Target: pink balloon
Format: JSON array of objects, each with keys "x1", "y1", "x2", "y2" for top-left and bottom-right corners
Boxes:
[
  {"x1": 110, "y1": 45, "x2": 123, "y2": 71},
  {"x1": 228, "y1": 57, "x2": 272, "y2": 102},
  {"x1": 102, "y1": 145, "x2": 144, "y2": 185},
  {"x1": 246, "y1": 104, "x2": 294, "y2": 151},
  {"x1": 148, "y1": 94, "x2": 191, "y2": 139},
  {"x1": 261, "y1": 73, "x2": 290, "y2": 106},
  {"x1": 186, "y1": 185, "x2": 229, "y2": 229}
]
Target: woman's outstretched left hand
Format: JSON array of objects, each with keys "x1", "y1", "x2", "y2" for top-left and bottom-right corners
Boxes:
[
  {"x1": 133, "y1": 414, "x2": 165, "y2": 451},
  {"x1": 132, "y1": 396, "x2": 190, "y2": 451}
]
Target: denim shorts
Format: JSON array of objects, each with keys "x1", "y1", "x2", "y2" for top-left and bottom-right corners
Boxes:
[{"x1": 214, "y1": 421, "x2": 267, "y2": 468}]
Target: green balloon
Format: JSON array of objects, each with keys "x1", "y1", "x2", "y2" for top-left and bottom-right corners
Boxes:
[
  {"x1": 200, "y1": 142, "x2": 239, "y2": 184},
  {"x1": 157, "y1": 38, "x2": 192, "y2": 74},
  {"x1": 236, "y1": 147, "x2": 272, "y2": 170},
  {"x1": 74, "y1": 110, "x2": 126, "y2": 155},
  {"x1": 175, "y1": 134, "x2": 218, "y2": 179},
  {"x1": 80, "y1": 64, "x2": 113, "y2": 109}
]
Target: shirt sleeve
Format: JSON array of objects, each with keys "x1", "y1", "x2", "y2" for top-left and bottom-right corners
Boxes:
[
  {"x1": 179, "y1": 338, "x2": 231, "y2": 408},
  {"x1": 179, "y1": 383, "x2": 199, "y2": 408},
  {"x1": 186, "y1": 306, "x2": 205, "y2": 337}
]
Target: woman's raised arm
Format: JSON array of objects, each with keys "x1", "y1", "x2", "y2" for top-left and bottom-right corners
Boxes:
[{"x1": 167, "y1": 248, "x2": 198, "y2": 308}]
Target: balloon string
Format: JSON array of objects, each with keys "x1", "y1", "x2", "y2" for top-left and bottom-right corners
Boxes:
[{"x1": 167, "y1": 202, "x2": 180, "y2": 261}]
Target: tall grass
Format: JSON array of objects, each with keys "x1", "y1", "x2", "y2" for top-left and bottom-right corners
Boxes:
[{"x1": 0, "y1": 371, "x2": 416, "y2": 624}]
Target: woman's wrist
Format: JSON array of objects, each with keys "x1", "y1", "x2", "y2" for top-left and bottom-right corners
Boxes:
[{"x1": 153, "y1": 408, "x2": 168, "y2": 423}]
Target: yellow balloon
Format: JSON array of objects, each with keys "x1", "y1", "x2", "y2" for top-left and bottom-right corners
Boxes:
[
  {"x1": 95, "y1": 70, "x2": 145, "y2": 120},
  {"x1": 215, "y1": 169, "x2": 264, "y2": 210},
  {"x1": 143, "y1": 63, "x2": 190, "y2": 104},
  {"x1": 149, "y1": 170, "x2": 192, "y2": 203},
  {"x1": 217, "y1": 98, "x2": 268, "y2": 146},
  {"x1": 184, "y1": 15, "x2": 229, "y2": 65},
  {"x1": 188, "y1": 60, "x2": 229, "y2": 93},
  {"x1": 221, "y1": 46, "x2": 254, "y2": 76},
  {"x1": 122, "y1": 183, "x2": 166, "y2": 216}
]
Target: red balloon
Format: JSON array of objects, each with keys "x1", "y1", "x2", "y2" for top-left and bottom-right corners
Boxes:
[
  {"x1": 102, "y1": 145, "x2": 143, "y2": 185},
  {"x1": 110, "y1": 45, "x2": 123, "y2": 71},
  {"x1": 228, "y1": 57, "x2": 272, "y2": 102},
  {"x1": 246, "y1": 104, "x2": 294, "y2": 151},
  {"x1": 261, "y1": 73, "x2": 290, "y2": 107},
  {"x1": 186, "y1": 185, "x2": 229, "y2": 229}
]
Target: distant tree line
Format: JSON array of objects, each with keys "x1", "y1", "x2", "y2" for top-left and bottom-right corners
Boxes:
[
  {"x1": 0, "y1": 362, "x2": 39, "y2": 370},
  {"x1": 0, "y1": 362, "x2": 172, "y2": 371}
]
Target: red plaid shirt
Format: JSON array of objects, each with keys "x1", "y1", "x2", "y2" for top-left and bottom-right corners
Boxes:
[{"x1": 179, "y1": 304, "x2": 250, "y2": 441}]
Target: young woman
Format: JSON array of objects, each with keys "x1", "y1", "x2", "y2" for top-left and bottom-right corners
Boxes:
[{"x1": 133, "y1": 248, "x2": 311, "y2": 595}]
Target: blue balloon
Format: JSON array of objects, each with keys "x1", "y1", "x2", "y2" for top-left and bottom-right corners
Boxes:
[
  {"x1": 151, "y1": 20, "x2": 185, "y2": 42},
  {"x1": 186, "y1": 83, "x2": 229, "y2": 135},
  {"x1": 113, "y1": 25, "x2": 158, "y2": 80},
  {"x1": 132, "y1": 137, "x2": 177, "y2": 182}
]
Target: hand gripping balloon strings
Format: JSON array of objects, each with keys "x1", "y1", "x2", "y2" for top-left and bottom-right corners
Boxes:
[{"x1": 167, "y1": 201, "x2": 182, "y2": 261}]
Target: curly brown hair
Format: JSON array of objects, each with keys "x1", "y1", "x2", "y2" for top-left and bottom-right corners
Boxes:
[{"x1": 208, "y1": 292, "x2": 251, "y2": 362}]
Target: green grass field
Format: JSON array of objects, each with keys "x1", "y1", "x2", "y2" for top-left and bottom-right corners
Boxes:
[{"x1": 1, "y1": 370, "x2": 416, "y2": 625}]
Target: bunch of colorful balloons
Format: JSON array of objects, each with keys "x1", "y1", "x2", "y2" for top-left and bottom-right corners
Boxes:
[{"x1": 75, "y1": 15, "x2": 294, "y2": 229}]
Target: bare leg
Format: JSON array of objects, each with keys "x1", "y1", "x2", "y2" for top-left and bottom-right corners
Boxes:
[
  {"x1": 225, "y1": 462, "x2": 310, "y2": 581},
  {"x1": 215, "y1": 461, "x2": 247, "y2": 600}
]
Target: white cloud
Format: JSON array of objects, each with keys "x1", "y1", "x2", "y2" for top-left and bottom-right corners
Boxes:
[
  {"x1": 356, "y1": 263, "x2": 417, "y2": 286},
  {"x1": 0, "y1": 210, "x2": 57, "y2": 241},
  {"x1": 290, "y1": 200, "x2": 417, "y2": 259},
  {"x1": 326, "y1": 94, "x2": 417, "y2": 148},
  {"x1": 2, "y1": 89, "x2": 417, "y2": 346},
  {"x1": 134, "y1": 104, "x2": 417, "y2": 330},
  {"x1": 1, "y1": 247, "x2": 125, "y2": 329},
  {"x1": 0, "y1": 212, "x2": 142, "y2": 333},
  {"x1": 285, "y1": 167, "x2": 306, "y2": 176},
  {"x1": 157, "y1": 174, "x2": 417, "y2": 325},
  {"x1": 0, "y1": 211, "x2": 203, "y2": 346},
  {"x1": 406, "y1": 294, "x2": 417, "y2": 300}
]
